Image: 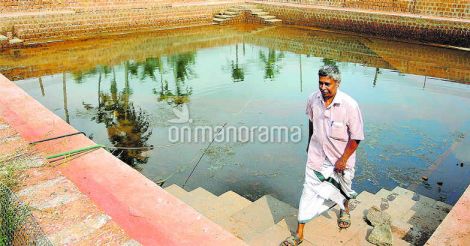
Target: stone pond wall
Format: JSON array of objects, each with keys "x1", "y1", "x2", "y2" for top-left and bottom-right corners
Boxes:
[
  {"x1": 248, "y1": 0, "x2": 470, "y2": 47},
  {"x1": 251, "y1": 0, "x2": 469, "y2": 19},
  {"x1": 1, "y1": 0, "x2": 468, "y2": 18},
  {"x1": 0, "y1": 1, "x2": 242, "y2": 43},
  {"x1": 0, "y1": 0, "x2": 207, "y2": 12},
  {"x1": 0, "y1": 0, "x2": 468, "y2": 46}
]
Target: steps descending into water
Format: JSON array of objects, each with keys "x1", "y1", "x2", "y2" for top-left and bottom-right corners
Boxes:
[
  {"x1": 211, "y1": 5, "x2": 282, "y2": 25},
  {"x1": 164, "y1": 184, "x2": 451, "y2": 245},
  {"x1": 219, "y1": 195, "x2": 297, "y2": 241}
]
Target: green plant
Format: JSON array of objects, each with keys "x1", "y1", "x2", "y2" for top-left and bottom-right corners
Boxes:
[
  {"x1": 0, "y1": 165, "x2": 19, "y2": 191},
  {"x1": 0, "y1": 184, "x2": 29, "y2": 245}
]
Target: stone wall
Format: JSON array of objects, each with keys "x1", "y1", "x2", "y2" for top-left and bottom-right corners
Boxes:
[
  {"x1": 251, "y1": 0, "x2": 470, "y2": 19},
  {"x1": 0, "y1": 2, "x2": 240, "y2": 43},
  {"x1": 0, "y1": 0, "x2": 206, "y2": 13},
  {"x1": 0, "y1": 0, "x2": 468, "y2": 47},
  {"x1": 249, "y1": 2, "x2": 470, "y2": 47}
]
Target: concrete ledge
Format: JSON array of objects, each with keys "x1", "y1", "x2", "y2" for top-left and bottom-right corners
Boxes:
[
  {"x1": 426, "y1": 185, "x2": 470, "y2": 245},
  {"x1": 0, "y1": 73, "x2": 245, "y2": 245}
]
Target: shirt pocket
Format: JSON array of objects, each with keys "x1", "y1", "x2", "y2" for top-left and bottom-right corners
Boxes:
[{"x1": 330, "y1": 121, "x2": 348, "y2": 142}]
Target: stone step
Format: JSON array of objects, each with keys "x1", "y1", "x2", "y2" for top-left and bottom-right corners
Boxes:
[
  {"x1": 227, "y1": 8, "x2": 241, "y2": 12},
  {"x1": 248, "y1": 219, "x2": 291, "y2": 246},
  {"x1": 214, "y1": 14, "x2": 231, "y2": 19},
  {"x1": 163, "y1": 184, "x2": 188, "y2": 200},
  {"x1": 164, "y1": 186, "x2": 252, "y2": 225},
  {"x1": 165, "y1": 185, "x2": 220, "y2": 217},
  {"x1": 403, "y1": 202, "x2": 450, "y2": 245},
  {"x1": 389, "y1": 193, "x2": 420, "y2": 223},
  {"x1": 212, "y1": 191, "x2": 252, "y2": 224},
  {"x1": 369, "y1": 189, "x2": 413, "y2": 239},
  {"x1": 223, "y1": 11, "x2": 239, "y2": 16},
  {"x1": 264, "y1": 19, "x2": 282, "y2": 25},
  {"x1": 375, "y1": 188, "x2": 392, "y2": 198},
  {"x1": 248, "y1": 9, "x2": 264, "y2": 13},
  {"x1": 252, "y1": 11, "x2": 268, "y2": 16},
  {"x1": 302, "y1": 190, "x2": 410, "y2": 245},
  {"x1": 303, "y1": 206, "x2": 374, "y2": 245},
  {"x1": 213, "y1": 18, "x2": 226, "y2": 23},
  {"x1": 373, "y1": 187, "x2": 451, "y2": 245},
  {"x1": 258, "y1": 15, "x2": 276, "y2": 20},
  {"x1": 220, "y1": 195, "x2": 298, "y2": 241},
  {"x1": 237, "y1": 5, "x2": 253, "y2": 10},
  {"x1": 183, "y1": 187, "x2": 220, "y2": 217},
  {"x1": 189, "y1": 187, "x2": 218, "y2": 199},
  {"x1": 352, "y1": 191, "x2": 385, "y2": 220}
]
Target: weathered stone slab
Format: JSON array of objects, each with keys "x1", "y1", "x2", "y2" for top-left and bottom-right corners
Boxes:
[
  {"x1": 368, "y1": 223, "x2": 393, "y2": 246},
  {"x1": 367, "y1": 206, "x2": 392, "y2": 226}
]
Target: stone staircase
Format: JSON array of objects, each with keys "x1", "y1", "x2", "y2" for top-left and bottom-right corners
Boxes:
[
  {"x1": 164, "y1": 184, "x2": 452, "y2": 245},
  {"x1": 0, "y1": 32, "x2": 23, "y2": 48},
  {"x1": 212, "y1": 5, "x2": 282, "y2": 25}
]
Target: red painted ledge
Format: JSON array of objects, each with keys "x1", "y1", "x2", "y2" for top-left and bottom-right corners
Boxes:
[
  {"x1": 0, "y1": 73, "x2": 245, "y2": 245},
  {"x1": 425, "y1": 185, "x2": 470, "y2": 245}
]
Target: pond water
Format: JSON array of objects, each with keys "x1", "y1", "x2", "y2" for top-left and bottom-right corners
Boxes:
[{"x1": 1, "y1": 24, "x2": 469, "y2": 206}]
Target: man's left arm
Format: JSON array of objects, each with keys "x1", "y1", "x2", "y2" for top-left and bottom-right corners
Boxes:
[{"x1": 334, "y1": 102, "x2": 365, "y2": 173}]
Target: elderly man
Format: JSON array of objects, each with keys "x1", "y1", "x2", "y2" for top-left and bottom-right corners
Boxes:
[{"x1": 282, "y1": 65, "x2": 364, "y2": 245}]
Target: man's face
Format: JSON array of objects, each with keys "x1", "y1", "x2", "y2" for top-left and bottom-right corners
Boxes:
[{"x1": 319, "y1": 76, "x2": 338, "y2": 100}]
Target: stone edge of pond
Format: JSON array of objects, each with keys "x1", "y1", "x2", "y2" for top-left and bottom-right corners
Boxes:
[
  {"x1": 425, "y1": 184, "x2": 470, "y2": 245},
  {"x1": 0, "y1": 73, "x2": 245, "y2": 246}
]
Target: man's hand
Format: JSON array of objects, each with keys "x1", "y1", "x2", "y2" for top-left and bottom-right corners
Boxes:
[
  {"x1": 334, "y1": 139, "x2": 361, "y2": 175},
  {"x1": 334, "y1": 158, "x2": 347, "y2": 174}
]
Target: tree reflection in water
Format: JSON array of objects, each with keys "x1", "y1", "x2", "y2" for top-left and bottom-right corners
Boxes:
[
  {"x1": 259, "y1": 49, "x2": 284, "y2": 80},
  {"x1": 81, "y1": 64, "x2": 153, "y2": 170},
  {"x1": 78, "y1": 52, "x2": 197, "y2": 169},
  {"x1": 153, "y1": 52, "x2": 195, "y2": 107},
  {"x1": 231, "y1": 44, "x2": 244, "y2": 82}
]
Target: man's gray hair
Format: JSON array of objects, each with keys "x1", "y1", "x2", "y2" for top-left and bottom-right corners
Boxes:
[{"x1": 318, "y1": 65, "x2": 341, "y2": 83}]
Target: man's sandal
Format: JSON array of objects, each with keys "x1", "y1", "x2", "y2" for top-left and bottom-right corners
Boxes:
[
  {"x1": 280, "y1": 235, "x2": 303, "y2": 246},
  {"x1": 338, "y1": 209, "x2": 351, "y2": 229}
]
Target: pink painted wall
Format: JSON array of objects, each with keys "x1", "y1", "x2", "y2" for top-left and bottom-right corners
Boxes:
[{"x1": 0, "y1": 73, "x2": 245, "y2": 246}]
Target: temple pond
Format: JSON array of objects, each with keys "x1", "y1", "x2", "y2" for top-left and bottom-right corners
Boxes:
[{"x1": 1, "y1": 24, "x2": 469, "y2": 206}]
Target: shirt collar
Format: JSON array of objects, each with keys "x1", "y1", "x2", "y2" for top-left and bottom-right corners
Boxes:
[{"x1": 317, "y1": 90, "x2": 343, "y2": 108}]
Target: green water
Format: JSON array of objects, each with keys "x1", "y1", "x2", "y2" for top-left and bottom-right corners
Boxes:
[{"x1": 4, "y1": 25, "x2": 470, "y2": 206}]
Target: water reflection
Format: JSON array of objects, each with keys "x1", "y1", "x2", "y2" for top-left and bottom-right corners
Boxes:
[
  {"x1": 38, "y1": 77, "x2": 45, "y2": 96},
  {"x1": 372, "y1": 68, "x2": 381, "y2": 87},
  {"x1": 83, "y1": 64, "x2": 153, "y2": 170},
  {"x1": 154, "y1": 53, "x2": 195, "y2": 106},
  {"x1": 4, "y1": 24, "x2": 470, "y2": 206},
  {"x1": 259, "y1": 49, "x2": 284, "y2": 80},
  {"x1": 322, "y1": 58, "x2": 337, "y2": 67},
  {"x1": 231, "y1": 44, "x2": 245, "y2": 82},
  {"x1": 62, "y1": 73, "x2": 70, "y2": 124}
]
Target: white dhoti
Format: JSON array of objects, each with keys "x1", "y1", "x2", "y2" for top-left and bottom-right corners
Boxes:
[{"x1": 298, "y1": 159, "x2": 356, "y2": 223}]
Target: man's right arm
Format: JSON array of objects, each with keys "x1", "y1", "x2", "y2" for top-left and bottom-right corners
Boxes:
[
  {"x1": 307, "y1": 120, "x2": 313, "y2": 152},
  {"x1": 305, "y1": 94, "x2": 314, "y2": 152}
]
